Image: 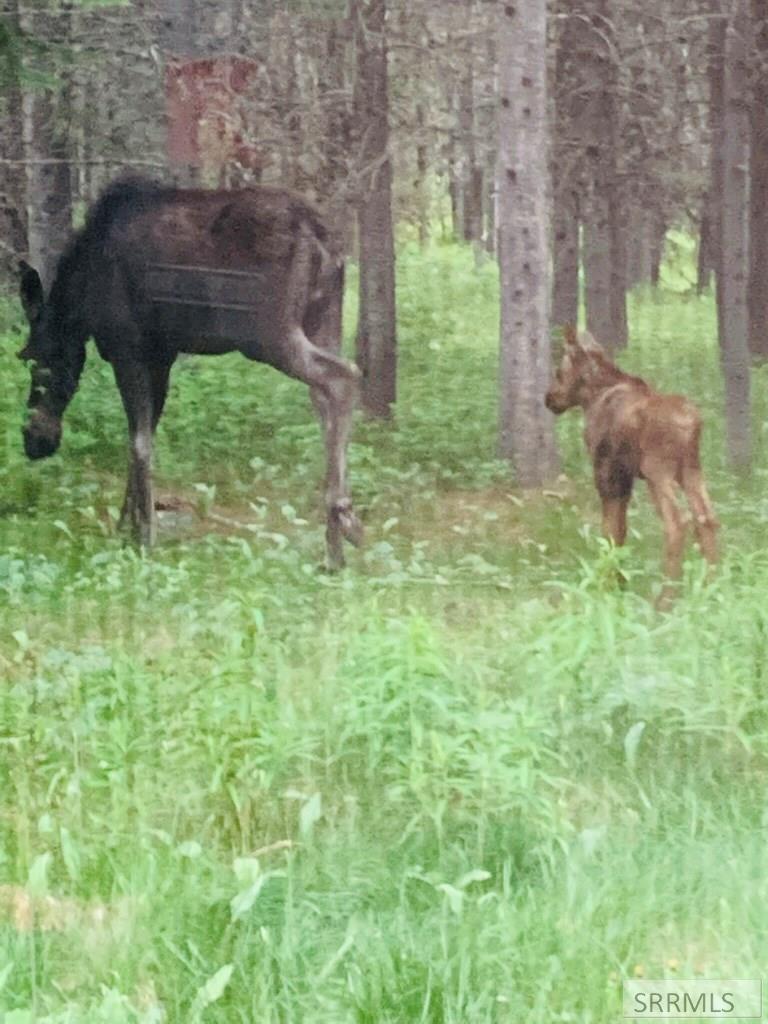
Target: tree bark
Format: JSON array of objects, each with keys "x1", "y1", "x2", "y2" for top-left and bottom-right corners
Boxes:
[
  {"x1": 458, "y1": 20, "x2": 483, "y2": 247},
  {"x1": 626, "y1": 208, "x2": 654, "y2": 288},
  {"x1": 353, "y1": 0, "x2": 397, "y2": 418},
  {"x1": 552, "y1": 187, "x2": 579, "y2": 327},
  {"x1": 0, "y1": 0, "x2": 27, "y2": 281},
  {"x1": 748, "y1": 0, "x2": 768, "y2": 357},
  {"x1": 416, "y1": 101, "x2": 429, "y2": 247},
  {"x1": 609, "y1": 184, "x2": 629, "y2": 347},
  {"x1": 719, "y1": 0, "x2": 752, "y2": 468},
  {"x1": 697, "y1": 197, "x2": 714, "y2": 294},
  {"x1": 551, "y1": 5, "x2": 581, "y2": 328},
  {"x1": 583, "y1": 181, "x2": 613, "y2": 345},
  {"x1": 497, "y1": 0, "x2": 559, "y2": 484},
  {"x1": 21, "y1": 2, "x2": 73, "y2": 290},
  {"x1": 581, "y1": 0, "x2": 626, "y2": 350},
  {"x1": 708, "y1": 3, "x2": 727, "y2": 335}
]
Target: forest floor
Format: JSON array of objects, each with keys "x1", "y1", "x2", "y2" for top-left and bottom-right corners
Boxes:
[{"x1": 1, "y1": 241, "x2": 768, "y2": 1022}]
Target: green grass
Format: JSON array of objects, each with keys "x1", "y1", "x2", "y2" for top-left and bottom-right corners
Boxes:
[{"x1": 1, "y1": 242, "x2": 768, "y2": 1022}]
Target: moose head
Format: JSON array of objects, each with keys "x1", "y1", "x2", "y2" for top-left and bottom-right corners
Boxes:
[
  {"x1": 544, "y1": 324, "x2": 607, "y2": 415},
  {"x1": 17, "y1": 260, "x2": 85, "y2": 460}
]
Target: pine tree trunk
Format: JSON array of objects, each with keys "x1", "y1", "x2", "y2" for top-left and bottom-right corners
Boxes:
[
  {"x1": 719, "y1": 0, "x2": 752, "y2": 468},
  {"x1": 748, "y1": 0, "x2": 768, "y2": 358},
  {"x1": 581, "y1": 5, "x2": 626, "y2": 349},
  {"x1": 484, "y1": 171, "x2": 496, "y2": 256},
  {"x1": 609, "y1": 188, "x2": 628, "y2": 348},
  {"x1": 497, "y1": 0, "x2": 559, "y2": 484},
  {"x1": 21, "y1": 2, "x2": 73, "y2": 290},
  {"x1": 458, "y1": 36, "x2": 483, "y2": 247},
  {"x1": 353, "y1": 0, "x2": 397, "y2": 419},
  {"x1": 416, "y1": 101, "x2": 429, "y2": 248},
  {"x1": 319, "y1": 14, "x2": 354, "y2": 247},
  {"x1": 552, "y1": 186, "x2": 579, "y2": 327},
  {"x1": 551, "y1": 0, "x2": 582, "y2": 328},
  {"x1": 583, "y1": 183, "x2": 613, "y2": 346},
  {"x1": 0, "y1": 0, "x2": 27, "y2": 281},
  {"x1": 708, "y1": 4, "x2": 727, "y2": 337},
  {"x1": 626, "y1": 208, "x2": 653, "y2": 288},
  {"x1": 697, "y1": 198, "x2": 714, "y2": 294}
]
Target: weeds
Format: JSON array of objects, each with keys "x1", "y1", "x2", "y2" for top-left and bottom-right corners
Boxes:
[{"x1": 0, "y1": 245, "x2": 766, "y2": 1021}]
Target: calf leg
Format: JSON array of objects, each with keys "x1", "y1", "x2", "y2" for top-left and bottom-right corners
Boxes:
[
  {"x1": 278, "y1": 326, "x2": 361, "y2": 569},
  {"x1": 594, "y1": 453, "x2": 633, "y2": 548},
  {"x1": 601, "y1": 497, "x2": 629, "y2": 547},
  {"x1": 645, "y1": 475, "x2": 687, "y2": 579},
  {"x1": 681, "y1": 466, "x2": 719, "y2": 565}
]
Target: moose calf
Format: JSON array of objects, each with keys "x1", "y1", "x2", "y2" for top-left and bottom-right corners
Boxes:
[{"x1": 545, "y1": 326, "x2": 718, "y2": 579}]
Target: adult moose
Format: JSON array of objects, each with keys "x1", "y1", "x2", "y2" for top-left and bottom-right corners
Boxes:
[
  {"x1": 545, "y1": 325, "x2": 719, "y2": 581},
  {"x1": 17, "y1": 177, "x2": 362, "y2": 568}
]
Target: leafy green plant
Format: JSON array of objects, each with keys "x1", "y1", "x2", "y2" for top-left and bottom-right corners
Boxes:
[{"x1": 1, "y1": 241, "x2": 767, "y2": 1021}]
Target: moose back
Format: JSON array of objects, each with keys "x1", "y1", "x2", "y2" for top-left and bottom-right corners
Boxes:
[{"x1": 17, "y1": 177, "x2": 362, "y2": 568}]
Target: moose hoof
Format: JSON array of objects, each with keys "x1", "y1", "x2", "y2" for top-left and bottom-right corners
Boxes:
[{"x1": 333, "y1": 500, "x2": 363, "y2": 548}]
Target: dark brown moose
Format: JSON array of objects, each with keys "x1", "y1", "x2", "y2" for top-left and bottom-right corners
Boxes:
[
  {"x1": 17, "y1": 177, "x2": 362, "y2": 568},
  {"x1": 545, "y1": 325, "x2": 718, "y2": 579}
]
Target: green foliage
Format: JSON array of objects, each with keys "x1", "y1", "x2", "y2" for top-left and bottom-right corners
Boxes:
[{"x1": 0, "y1": 243, "x2": 766, "y2": 1020}]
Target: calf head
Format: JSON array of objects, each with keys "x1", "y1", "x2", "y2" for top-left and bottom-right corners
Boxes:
[{"x1": 545, "y1": 325, "x2": 604, "y2": 414}]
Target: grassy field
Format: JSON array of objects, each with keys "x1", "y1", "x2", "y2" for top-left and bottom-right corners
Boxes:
[{"x1": 1, "y1": 241, "x2": 768, "y2": 1022}]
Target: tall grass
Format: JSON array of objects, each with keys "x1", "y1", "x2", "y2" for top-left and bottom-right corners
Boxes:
[{"x1": 1, "y1": 243, "x2": 767, "y2": 1022}]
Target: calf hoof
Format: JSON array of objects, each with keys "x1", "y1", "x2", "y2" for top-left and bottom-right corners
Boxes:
[{"x1": 654, "y1": 581, "x2": 680, "y2": 612}]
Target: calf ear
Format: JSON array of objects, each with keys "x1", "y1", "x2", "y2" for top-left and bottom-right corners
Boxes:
[
  {"x1": 578, "y1": 329, "x2": 604, "y2": 353},
  {"x1": 19, "y1": 261, "x2": 45, "y2": 323},
  {"x1": 563, "y1": 324, "x2": 579, "y2": 348}
]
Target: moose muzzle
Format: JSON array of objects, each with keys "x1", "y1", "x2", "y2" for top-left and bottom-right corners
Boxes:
[{"x1": 23, "y1": 408, "x2": 62, "y2": 460}]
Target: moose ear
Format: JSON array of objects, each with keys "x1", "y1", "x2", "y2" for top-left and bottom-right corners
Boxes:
[
  {"x1": 578, "y1": 329, "x2": 604, "y2": 353},
  {"x1": 19, "y1": 261, "x2": 45, "y2": 323},
  {"x1": 563, "y1": 324, "x2": 579, "y2": 348}
]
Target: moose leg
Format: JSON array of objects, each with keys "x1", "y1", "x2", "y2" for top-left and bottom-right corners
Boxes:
[
  {"x1": 681, "y1": 466, "x2": 719, "y2": 565},
  {"x1": 278, "y1": 327, "x2": 361, "y2": 569},
  {"x1": 645, "y1": 475, "x2": 687, "y2": 579},
  {"x1": 601, "y1": 497, "x2": 629, "y2": 547},
  {"x1": 113, "y1": 359, "x2": 161, "y2": 547},
  {"x1": 594, "y1": 452, "x2": 632, "y2": 549},
  {"x1": 149, "y1": 358, "x2": 173, "y2": 431}
]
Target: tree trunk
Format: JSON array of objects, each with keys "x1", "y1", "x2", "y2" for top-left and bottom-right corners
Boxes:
[
  {"x1": 551, "y1": 3, "x2": 581, "y2": 328},
  {"x1": 719, "y1": 0, "x2": 752, "y2": 468},
  {"x1": 21, "y1": 3, "x2": 73, "y2": 290},
  {"x1": 458, "y1": 27, "x2": 483, "y2": 247},
  {"x1": 708, "y1": 3, "x2": 727, "y2": 336},
  {"x1": 0, "y1": 0, "x2": 27, "y2": 281},
  {"x1": 319, "y1": 14, "x2": 354, "y2": 245},
  {"x1": 580, "y1": 1, "x2": 626, "y2": 350},
  {"x1": 609, "y1": 187, "x2": 629, "y2": 348},
  {"x1": 748, "y1": 0, "x2": 768, "y2": 357},
  {"x1": 416, "y1": 101, "x2": 429, "y2": 248},
  {"x1": 552, "y1": 186, "x2": 579, "y2": 327},
  {"x1": 583, "y1": 183, "x2": 613, "y2": 345},
  {"x1": 353, "y1": 0, "x2": 397, "y2": 419},
  {"x1": 446, "y1": 86, "x2": 462, "y2": 240},
  {"x1": 649, "y1": 214, "x2": 666, "y2": 287},
  {"x1": 497, "y1": 0, "x2": 559, "y2": 484},
  {"x1": 696, "y1": 197, "x2": 714, "y2": 294},
  {"x1": 484, "y1": 171, "x2": 496, "y2": 256},
  {"x1": 626, "y1": 208, "x2": 654, "y2": 288}
]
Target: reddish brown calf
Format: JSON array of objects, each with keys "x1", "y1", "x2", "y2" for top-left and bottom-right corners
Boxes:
[{"x1": 545, "y1": 326, "x2": 719, "y2": 578}]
